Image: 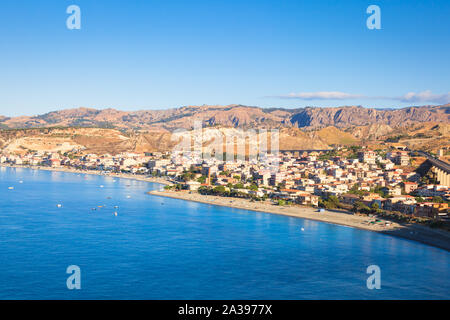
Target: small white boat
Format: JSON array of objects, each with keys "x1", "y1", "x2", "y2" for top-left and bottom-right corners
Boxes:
[
  {"x1": 57, "y1": 204, "x2": 62, "y2": 208},
  {"x1": 114, "y1": 212, "x2": 118, "y2": 216},
  {"x1": 8, "y1": 186, "x2": 14, "y2": 190},
  {"x1": 126, "y1": 195, "x2": 131, "y2": 199},
  {"x1": 301, "y1": 227, "x2": 305, "y2": 232},
  {"x1": 19, "y1": 180, "x2": 23, "y2": 184},
  {"x1": 100, "y1": 185, "x2": 104, "y2": 188}
]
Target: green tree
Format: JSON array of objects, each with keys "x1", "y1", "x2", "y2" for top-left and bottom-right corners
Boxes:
[
  {"x1": 372, "y1": 186, "x2": 387, "y2": 198},
  {"x1": 319, "y1": 195, "x2": 340, "y2": 209},
  {"x1": 197, "y1": 175, "x2": 207, "y2": 184},
  {"x1": 348, "y1": 184, "x2": 366, "y2": 196},
  {"x1": 352, "y1": 201, "x2": 371, "y2": 214},
  {"x1": 415, "y1": 197, "x2": 425, "y2": 203},
  {"x1": 175, "y1": 184, "x2": 183, "y2": 190},
  {"x1": 327, "y1": 195, "x2": 340, "y2": 208},
  {"x1": 233, "y1": 183, "x2": 244, "y2": 189},
  {"x1": 181, "y1": 172, "x2": 195, "y2": 182},
  {"x1": 213, "y1": 185, "x2": 226, "y2": 194},
  {"x1": 432, "y1": 196, "x2": 444, "y2": 203},
  {"x1": 370, "y1": 202, "x2": 379, "y2": 213},
  {"x1": 198, "y1": 186, "x2": 211, "y2": 194}
]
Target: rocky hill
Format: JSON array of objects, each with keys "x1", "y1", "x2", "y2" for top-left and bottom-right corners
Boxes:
[
  {"x1": 0, "y1": 126, "x2": 362, "y2": 155},
  {"x1": 289, "y1": 105, "x2": 449, "y2": 128}
]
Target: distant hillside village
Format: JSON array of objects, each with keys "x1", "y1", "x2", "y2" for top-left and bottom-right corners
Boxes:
[{"x1": 1, "y1": 146, "x2": 449, "y2": 223}]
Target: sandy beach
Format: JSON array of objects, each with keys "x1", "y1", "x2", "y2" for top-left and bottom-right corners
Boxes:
[{"x1": 149, "y1": 189, "x2": 450, "y2": 252}]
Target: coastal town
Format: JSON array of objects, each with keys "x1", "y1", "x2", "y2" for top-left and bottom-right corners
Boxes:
[
  {"x1": 2, "y1": 145, "x2": 449, "y2": 224},
  {"x1": 1, "y1": 0, "x2": 449, "y2": 302}
]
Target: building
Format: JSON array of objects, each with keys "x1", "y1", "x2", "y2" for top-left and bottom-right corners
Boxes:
[
  {"x1": 340, "y1": 193, "x2": 360, "y2": 205},
  {"x1": 391, "y1": 151, "x2": 410, "y2": 166},
  {"x1": 415, "y1": 203, "x2": 448, "y2": 218},
  {"x1": 296, "y1": 192, "x2": 319, "y2": 206},
  {"x1": 358, "y1": 151, "x2": 377, "y2": 165},
  {"x1": 402, "y1": 182, "x2": 418, "y2": 194}
]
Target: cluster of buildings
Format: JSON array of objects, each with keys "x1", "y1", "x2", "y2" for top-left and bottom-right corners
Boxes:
[
  {"x1": 1, "y1": 148, "x2": 449, "y2": 219},
  {"x1": 148, "y1": 149, "x2": 449, "y2": 219},
  {"x1": 0, "y1": 151, "x2": 152, "y2": 173}
]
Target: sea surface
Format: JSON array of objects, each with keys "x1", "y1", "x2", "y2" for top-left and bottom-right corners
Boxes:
[{"x1": 0, "y1": 166, "x2": 449, "y2": 299}]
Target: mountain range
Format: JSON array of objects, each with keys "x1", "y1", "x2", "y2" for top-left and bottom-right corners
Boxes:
[
  {"x1": 0, "y1": 104, "x2": 449, "y2": 155},
  {"x1": 1, "y1": 104, "x2": 449, "y2": 131}
]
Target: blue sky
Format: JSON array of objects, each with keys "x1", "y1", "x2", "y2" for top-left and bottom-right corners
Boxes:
[{"x1": 0, "y1": 0, "x2": 449, "y2": 116}]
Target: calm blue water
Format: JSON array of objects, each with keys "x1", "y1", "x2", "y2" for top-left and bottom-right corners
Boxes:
[{"x1": 0, "y1": 167, "x2": 449, "y2": 299}]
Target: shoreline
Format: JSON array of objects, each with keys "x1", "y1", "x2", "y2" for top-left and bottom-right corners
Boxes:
[
  {"x1": 0, "y1": 163, "x2": 174, "y2": 186},
  {"x1": 2, "y1": 163, "x2": 449, "y2": 252},
  {"x1": 149, "y1": 189, "x2": 450, "y2": 252}
]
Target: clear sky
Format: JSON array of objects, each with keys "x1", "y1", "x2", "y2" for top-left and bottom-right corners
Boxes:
[{"x1": 0, "y1": 0, "x2": 449, "y2": 116}]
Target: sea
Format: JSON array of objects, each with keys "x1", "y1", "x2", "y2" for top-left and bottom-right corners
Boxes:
[{"x1": 0, "y1": 166, "x2": 449, "y2": 299}]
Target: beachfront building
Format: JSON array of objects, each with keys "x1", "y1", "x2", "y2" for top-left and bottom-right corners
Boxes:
[{"x1": 296, "y1": 192, "x2": 319, "y2": 206}]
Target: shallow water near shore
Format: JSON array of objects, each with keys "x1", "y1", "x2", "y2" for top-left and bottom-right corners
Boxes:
[{"x1": 1, "y1": 166, "x2": 449, "y2": 299}]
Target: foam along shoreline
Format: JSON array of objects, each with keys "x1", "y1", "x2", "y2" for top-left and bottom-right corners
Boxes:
[
  {"x1": 0, "y1": 163, "x2": 173, "y2": 185},
  {"x1": 149, "y1": 190, "x2": 450, "y2": 252}
]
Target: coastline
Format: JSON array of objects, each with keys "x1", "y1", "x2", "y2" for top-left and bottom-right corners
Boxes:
[
  {"x1": 149, "y1": 189, "x2": 450, "y2": 252},
  {"x1": 0, "y1": 163, "x2": 174, "y2": 186},
  {"x1": 2, "y1": 163, "x2": 449, "y2": 252}
]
